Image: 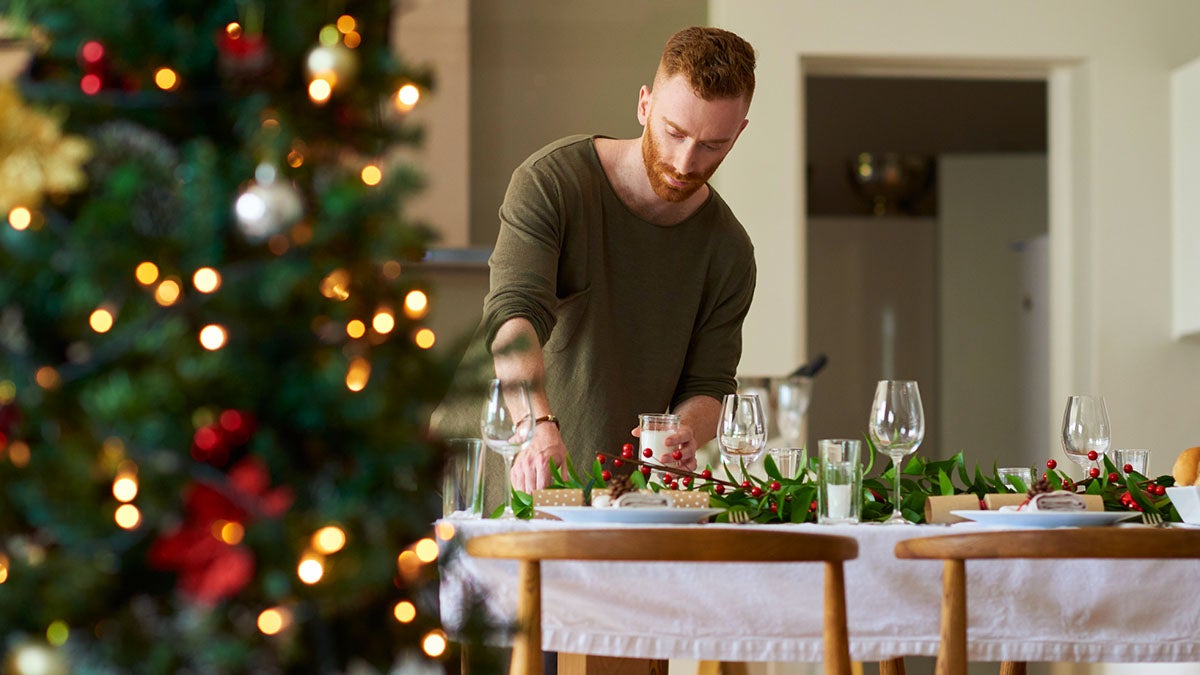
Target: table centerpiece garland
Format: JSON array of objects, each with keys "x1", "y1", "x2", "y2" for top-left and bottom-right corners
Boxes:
[{"x1": 499, "y1": 440, "x2": 1179, "y2": 524}]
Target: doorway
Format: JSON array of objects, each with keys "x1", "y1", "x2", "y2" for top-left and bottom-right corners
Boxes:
[{"x1": 803, "y1": 74, "x2": 1049, "y2": 471}]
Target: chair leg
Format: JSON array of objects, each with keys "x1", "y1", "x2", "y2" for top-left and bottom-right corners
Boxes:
[
  {"x1": 936, "y1": 559, "x2": 967, "y2": 675},
  {"x1": 999, "y1": 663, "x2": 1027, "y2": 675},
  {"x1": 879, "y1": 657, "x2": 906, "y2": 675},
  {"x1": 512, "y1": 560, "x2": 543, "y2": 675},
  {"x1": 823, "y1": 561, "x2": 852, "y2": 675}
]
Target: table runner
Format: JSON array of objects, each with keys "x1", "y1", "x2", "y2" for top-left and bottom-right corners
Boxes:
[{"x1": 439, "y1": 519, "x2": 1200, "y2": 663}]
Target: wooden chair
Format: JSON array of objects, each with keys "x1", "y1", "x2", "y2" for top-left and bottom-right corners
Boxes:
[
  {"x1": 465, "y1": 528, "x2": 859, "y2": 675},
  {"x1": 894, "y1": 528, "x2": 1200, "y2": 675}
]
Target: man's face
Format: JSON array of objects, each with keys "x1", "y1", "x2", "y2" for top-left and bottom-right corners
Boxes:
[{"x1": 639, "y1": 75, "x2": 749, "y2": 203}]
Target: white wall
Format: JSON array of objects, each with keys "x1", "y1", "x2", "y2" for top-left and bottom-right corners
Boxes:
[{"x1": 709, "y1": 0, "x2": 1200, "y2": 474}]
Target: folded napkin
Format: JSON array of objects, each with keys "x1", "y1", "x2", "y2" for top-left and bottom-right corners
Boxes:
[
  {"x1": 1000, "y1": 490, "x2": 1087, "y2": 512},
  {"x1": 613, "y1": 492, "x2": 672, "y2": 508}
]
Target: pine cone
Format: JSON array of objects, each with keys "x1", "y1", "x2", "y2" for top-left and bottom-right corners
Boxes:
[
  {"x1": 1027, "y1": 475, "x2": 1053, "y2": 497},
  {"x1": 607, "y1": 474, "x2": 638, "y2": 500}
]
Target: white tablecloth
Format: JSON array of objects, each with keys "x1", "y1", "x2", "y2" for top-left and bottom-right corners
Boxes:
[{"x1": 438, "y1": 519, "x2": 1200, "y2": 663}]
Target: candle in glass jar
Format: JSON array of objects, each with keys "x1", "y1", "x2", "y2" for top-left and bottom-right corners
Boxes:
[
  {"x1": 826, "y1": 484, "x2": 851, "y2": 520},
  {"x1": 639, "y1": 429, "x2": 673, "y2": 457}
]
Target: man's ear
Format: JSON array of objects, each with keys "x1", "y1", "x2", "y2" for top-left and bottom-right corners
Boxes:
[{"x1": 637, "y1": 85, "x2": 652, "y2": 126}]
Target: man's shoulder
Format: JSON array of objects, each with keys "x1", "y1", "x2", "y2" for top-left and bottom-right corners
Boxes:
[{"x1": 521, "y1": 135, "x2": 595, "y2": 168}]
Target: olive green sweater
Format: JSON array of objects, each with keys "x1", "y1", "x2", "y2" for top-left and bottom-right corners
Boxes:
[{"x1": 434, "y1": 135, "x2": 755, "y2": 477}]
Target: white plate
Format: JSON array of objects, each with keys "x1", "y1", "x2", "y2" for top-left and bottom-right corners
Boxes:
[
  {"x1": 538, "y1": 506, "x2": 722, "y2": 524},
  {"x1": 950, "y1": 509, "x2": 1139, "y2": 528}
]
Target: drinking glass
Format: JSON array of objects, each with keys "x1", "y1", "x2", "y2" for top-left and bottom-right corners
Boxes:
[
  {"x1": 1061, "y1": 395, "x2": 1110, "y2": 479},
  {"x1": 1110, "y1": 448, "x2": 1149, "y2": 476},
  {"x1": 717, "y1": 393, "x2": 767, "y2": 482},
  {"x1": 868, "y1": 380, "x2": 925, "y2": 525},
  {"x1": 480, "y1": 378, "x2": 535, "y2": 518},
  {"x1": 772, "y1": 376, "x2": 813, "y2": 445}
]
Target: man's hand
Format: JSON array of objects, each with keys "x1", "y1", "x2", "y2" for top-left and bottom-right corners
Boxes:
[
  {"x1": 631, "y1": 423, "x2": 700, "y2": 472},
  {"x1": 510, "y1": 422, "x2": 567, "y2": 492}
]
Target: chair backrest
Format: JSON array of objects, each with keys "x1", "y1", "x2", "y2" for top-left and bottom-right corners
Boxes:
[
  {"x1": 467, "y1": 528, "x2": 858, "y2": 675},
  {"x1": 895, "y1": 528, "x2": 1200, "y2": 561},
  {"x1": 894, "y1": 529, "x2": 1200, "y2": 675}
]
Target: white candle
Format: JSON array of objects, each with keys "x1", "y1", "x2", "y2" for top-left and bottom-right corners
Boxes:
[
  {"x1": 826, "y1": 484, "x2": 851, "y2": 520},
  {"x1": 640, "y1": 429, "x2": 673, "y2": 458}
]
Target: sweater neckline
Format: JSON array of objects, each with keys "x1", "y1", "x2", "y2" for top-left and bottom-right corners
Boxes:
[{"x1": 587, "y1": 135, "x2": 715, "y2": 228}]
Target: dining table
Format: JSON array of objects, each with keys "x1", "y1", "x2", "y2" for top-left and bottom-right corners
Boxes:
[{"x1": 438, "y1": 516, "x2": 1200, "y2": 671}]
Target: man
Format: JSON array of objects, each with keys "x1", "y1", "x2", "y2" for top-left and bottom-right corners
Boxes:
[{"x1": 438, "y1": 26, "x2": 757, "y2": 495}]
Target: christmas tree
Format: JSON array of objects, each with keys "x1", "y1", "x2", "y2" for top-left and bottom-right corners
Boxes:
[{"x1": 0, "y1": 1, "x2": 459, "y2": 672}]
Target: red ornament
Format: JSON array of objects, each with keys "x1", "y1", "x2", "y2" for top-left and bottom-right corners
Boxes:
[{"x1": 1046, "y1": 459, "x2": 1057, "y2": 470}]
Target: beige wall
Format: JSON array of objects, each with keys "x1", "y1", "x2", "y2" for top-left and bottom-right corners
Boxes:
[{"x1": 710, "y1": 0, "x2": 1200, "y2": 476}]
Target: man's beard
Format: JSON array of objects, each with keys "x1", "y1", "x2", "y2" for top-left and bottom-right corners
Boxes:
[{"x1": 641, "y1": 129, "x2": 718, "y2": 203}]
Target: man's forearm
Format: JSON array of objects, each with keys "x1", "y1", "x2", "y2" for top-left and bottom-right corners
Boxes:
[
  {"x1": 673, "y1": 395, "x2": 721, "y2": 446},
  {"x1": 491, "y1": 317, "x2": 552, "y2": 420}
]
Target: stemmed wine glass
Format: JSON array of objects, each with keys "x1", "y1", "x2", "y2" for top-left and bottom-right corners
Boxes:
[
  {"x1": 480, "y1": 378, "x2": 535, "y2": 519},
  {"x1": 772, "y1": 376, "x2": 813, "y2": 445},
  {"x1": 1061, "y1": 395, "x2": 1110, "y2": 479},
  {"x1": 868, "y1": 380, "x2": 925, "y2": 525},
  {"x1": 717, "y1": 393, "x2": 767, "y2": 482}
]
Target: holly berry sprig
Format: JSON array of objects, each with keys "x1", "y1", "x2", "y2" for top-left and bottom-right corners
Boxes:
[
  {"x1": 1041, "y1": 454, "x2": 1174, "y2": 515},
  {"x1": 595, "y1": 443, "x2": 789, "y2": 498}
]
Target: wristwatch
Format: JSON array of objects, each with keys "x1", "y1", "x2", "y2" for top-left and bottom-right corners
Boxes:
[{"x1": 534, "y1": 414, "x2": 561, "y2": 429}]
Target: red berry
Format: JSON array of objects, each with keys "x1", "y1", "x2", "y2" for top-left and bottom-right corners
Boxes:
[
  {"x1": 715, "y1": 484, "x2": 725, "y2": 495},
  {"x1": 597, "y1": 454, "x2": 606, "y2": 464},
  {"x1": 770, "y1": 481, "x2": 782, "y2": 492},
  {"x1": 809, "y1": 500, "x2": 818, "y2": 512},
  {"x1": 741, "y1": 480, "x2": 752, "y2": 489},
  {"x1": 621, "y1": 446, "x2": 634, "y2": 459},
  {"x1": 1088, "y1": 467, "x2": 1101, "y2": 478},
  {"x1": 1107, "y1": 472, "x2": 1120, "y2": 484},
  {"x1": 621, "y1": 442, "x2": 634, "y2": 454},
  {"x1": 640, "y1": 466, "x2": 651, "y2": 477},
  {"x1": 681, "y1": 476, "x2": 693, "y2": 487},
  {"x1": 1155, "y1": 485, "x2": 1167, "y2": 496},
  {"x1": 642, "y1": 447, "x2": 653, "y2": 458},
  {"x1": 601, "y1": 470, "x2": 612, "y2": 481},
  {"x1": 1123, "y1": 463, "x2": 1134, "y2": 474},
  {"x1": 750, "y1": 486, "x2": 763, "y2": 497},
  {"x1": 1046, "y1": 459, "x2": 1058, "y2": 469},
  {"x1": 700, "y1": 469, "x2": 712, "y2": 479},
  {"x1": 671, "y1": 449, "x2": 683, "y2": 461},
  {"x1": 669, "y1": 482, "x2": 679, "y2": 490},
  {"x1": 1086, "y1": 450, "x2": 1099, "y2": 461},
  {"x1": 612, "y1": 458, "x2": 623, "y2": 468},
  {"x1": 770, "y1": 502, "x2": 778, "y2": 513}
]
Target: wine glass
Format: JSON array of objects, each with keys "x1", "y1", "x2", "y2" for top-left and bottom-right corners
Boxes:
[
  {"x1": 1061, "y1": 395, "x2": 1110, "y2": 479},
  {"x1": 717, "y1": 393, "x2": 767, "y2": 482},
  {"x1": 868, "y1": 380, "x2": 925, "y2": 525},
  {"x1": 772, "y1": 375, "x2": 813, "y2": 445},
  {"x1": 480, "y1": 378, "x2": 535, "y2": 518}
]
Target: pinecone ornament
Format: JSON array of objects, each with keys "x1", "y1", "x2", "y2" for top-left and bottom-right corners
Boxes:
[
  {"x1": 607, "y1": 474, "x2": 638, "y2": 500},
  {"x1": 1027, "y1": 475, "x2": 1054, "y2": 497}
]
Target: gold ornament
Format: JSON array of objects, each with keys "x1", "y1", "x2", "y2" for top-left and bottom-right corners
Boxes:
[
  {"x1": 2, "y1": 641, "x2": 69, "y2": 675},
  {"x1": 0, "y1": 84, "x2": 91, "y2": 213}
]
